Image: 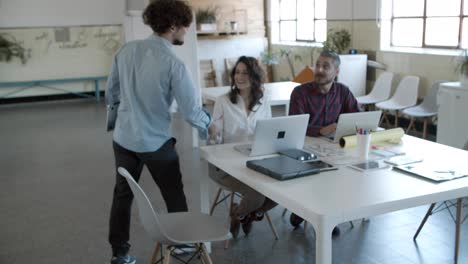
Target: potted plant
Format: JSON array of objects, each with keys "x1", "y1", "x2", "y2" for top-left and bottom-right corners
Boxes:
[
  {"x1": 456, "y1": 49, "x2": 468, "y2": 85},
  {"x1": 279, "y1": 48, "x2": 303, "y2": 79},
  {"x1": 196, "y1": 7, "x2": 218, "y2": 33},
  {"x1": 260, "y1": 50, "x2": 280, "y2": 81},
  {"x1": 322, "y1": 29, "x2": 351, "y2": 54},
  {"x1": 0, "y1": 34, "x2": 29, "y2": 64}
]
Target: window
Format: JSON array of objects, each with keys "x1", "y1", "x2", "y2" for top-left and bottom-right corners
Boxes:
[
  {"x1": 389, "y1": 0, "x2": 468, "y2": 49},
  {"x1": 270, "y1": 0, "x2": 327, "y2": 44}
]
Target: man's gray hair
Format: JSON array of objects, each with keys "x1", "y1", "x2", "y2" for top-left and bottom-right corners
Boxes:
[{"x1": 319, "y1": 51, "x2": 341, "y2": 69}]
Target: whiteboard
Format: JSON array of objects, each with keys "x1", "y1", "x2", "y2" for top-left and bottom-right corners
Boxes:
[{"x1": 0, "y1": 25, "x2": 123, "y2": 82}]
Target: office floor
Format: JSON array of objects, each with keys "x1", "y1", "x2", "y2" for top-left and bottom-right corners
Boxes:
[{"x1": 0, "y1": 99, "x2": 467, "y2": 264}]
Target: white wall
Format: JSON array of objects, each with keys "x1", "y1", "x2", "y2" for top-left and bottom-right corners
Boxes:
[
  {"x1": 352, "y1": 0, "x2": 378, "y2": 19},
  {"x1": 197, "y1": 37, "x2": 267, "y2": 85},
  {"x1": 0, "y1": 0, "x2": 125, "y2": 27},
  {"x1": 327, "y1": 0, "x2": 377, "y2": 20},
  {"x1": 326, "y1": 0, "x2": 352, "y2": 20},
  {"x1": 126, "y1": 0, "x2": 148, "y2": 12},
  {"x1": 0, "y1": 0, "x2": 127, "y2": 98}
]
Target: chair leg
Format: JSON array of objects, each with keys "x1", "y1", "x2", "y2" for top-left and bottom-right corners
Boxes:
[
  {"x1": 265, "y1": 212, "x2": 279, "y2": 240},
  {"x1": 394, "y1": 110, "x2": 399, "y2": 127},
  {"x1": 229, "y1": 191, "x2": 235, "y2": 208},
  {"x1": 455, "y1": 198, "x2": 462, "y2": 264},
  {"x1": 196, "y1": 244, "x2": 205, "y2": 264},
  {"x1": 162, "y1": 245, "x2": 171, "y2": 264},
  {"x1": 413, "y1": 203, "x2": 436, "y2": 240},
  {"x1": 281, "y1": 208, "x2": 287, "y2": 217},
  {"x1": 224, "y1": 192, "x2": 236, "y2": 249},
  {"x1": 406, "y1": 117, "x2": 415, "y2": 135},
  {"x1": 150, "y1": 242, "x2": 161, "y2": 264},
  {"x1": 380, "y1": 111, "x2": 391, "y2": 128},
  {"x1": 422, "y1": 118, "x2": 428, "y2": 139},
  {"x1": 200, "y1": 243, "x2": 214, "y2": 264},
  {"x1": 209, "y1": 188, "x2": 223, "y2": 215}
]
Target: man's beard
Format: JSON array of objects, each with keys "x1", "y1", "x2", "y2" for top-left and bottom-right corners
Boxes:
[
  {"x1": 173, "y1": 39, "x2": 184, "y2": 45},
  {"x1": 315, "y1": 75, "x2": 334, "y2": 85}
]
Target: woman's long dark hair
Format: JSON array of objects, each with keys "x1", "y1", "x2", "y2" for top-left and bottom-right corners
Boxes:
[{"x1": 228, "y1": 56, "x2": 265, "y2": 111}]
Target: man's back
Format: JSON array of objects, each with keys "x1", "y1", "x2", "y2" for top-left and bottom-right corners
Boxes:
[{"x1": 106, "y1": 34, "x2": 209, "y2": 152}]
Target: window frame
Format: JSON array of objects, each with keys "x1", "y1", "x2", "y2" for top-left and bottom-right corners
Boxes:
[
  {"x1": 273, "y1": 0, "x2": 326, "y2": 45},
  {"x1": 390, "y1": 0, "x2": 467, "y2": 49}
]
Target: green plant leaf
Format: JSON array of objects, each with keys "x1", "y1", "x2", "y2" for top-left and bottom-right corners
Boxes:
[{"x1": 196, "y1": 7, "x2": 217, "y2": 24}]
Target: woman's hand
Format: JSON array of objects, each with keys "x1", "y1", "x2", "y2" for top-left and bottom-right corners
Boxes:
[{"x1": 208, "y1": 123, "x2": 222, "y2": 145}]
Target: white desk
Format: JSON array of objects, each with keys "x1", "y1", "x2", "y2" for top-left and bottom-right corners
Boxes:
[
  {"x1": 200, "y1": 136, "x2": 468, "y2": 264},
  {"x1": 202, "y1": 81, "x2": 299, "y2": 115}
]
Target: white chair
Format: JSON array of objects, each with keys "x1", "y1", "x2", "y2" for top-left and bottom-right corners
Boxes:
[
  {"x1": 402, "y1": 80, "x2": 446, "y2": 139},
  {"x1": 118, "y1": 167, "x2": 231, "y2": 264},
  {"x1": 356, "y1": 72, "x2": 394, "y2": 110},
  {"x1": 376, "y1": 75, "x2": 420, "y2": 127},
  {"x1": 199, "y1": 59, "x2": 218, "y2": 88}
]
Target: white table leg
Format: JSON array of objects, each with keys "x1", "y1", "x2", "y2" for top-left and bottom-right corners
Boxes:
[{"x1": 315, "y1": 222, "x2": 333, "y2": 264}]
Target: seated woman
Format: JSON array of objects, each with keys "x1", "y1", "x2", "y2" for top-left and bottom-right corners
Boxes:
[{"x1": 208, "y1": 56, "x2": 277, "y2": 238}]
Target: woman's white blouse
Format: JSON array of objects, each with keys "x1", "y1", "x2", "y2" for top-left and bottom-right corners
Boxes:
[{"x1": 212, "y1": 93, "x2": 272, "y2": 144}]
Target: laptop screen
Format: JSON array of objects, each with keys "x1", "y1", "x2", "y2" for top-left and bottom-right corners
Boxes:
[
  {"x1": 331, "y1": 111, "x2": 382, "y2": 143},
  {"x1": 234, "y1": 114, "x2": 310, "y2": 156}
]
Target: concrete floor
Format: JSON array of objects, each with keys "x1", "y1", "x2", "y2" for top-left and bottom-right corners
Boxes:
[{"x1": 0, "y1": 99, "x2": 467, "y2": 264}]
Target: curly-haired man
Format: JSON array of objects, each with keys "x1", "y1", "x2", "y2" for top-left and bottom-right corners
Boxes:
[{"x1": 105, "y1": 1, "x2": 216, "y2": 263}]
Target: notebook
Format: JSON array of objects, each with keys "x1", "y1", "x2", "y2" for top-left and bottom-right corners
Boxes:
[
  {"x1": 394, "y1": 162, "x2": 468, "y2": 182},
  {"x1": 234, "y1": 114, "x2": 309, "y2": 157},
  {"x1": 246, "y1": 155, "x2": 337, "y2": 181},
  {"x1": 326, "y1": 111, "x2": 382, "y2": 143}
]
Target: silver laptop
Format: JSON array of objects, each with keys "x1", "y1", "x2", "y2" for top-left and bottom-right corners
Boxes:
[
  {"x1": 234, "y1": 114, "x2": 309, "y2": 156},
  {"x1": 327, "y1": 111, "x2": 382, "y2": 143}
]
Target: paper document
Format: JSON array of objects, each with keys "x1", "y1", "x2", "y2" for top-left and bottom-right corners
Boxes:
[{"x1": 394, "y1": 163, "x2": 468, "y2": 182}]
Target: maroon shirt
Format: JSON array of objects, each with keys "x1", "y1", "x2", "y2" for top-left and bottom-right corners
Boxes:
[{"x1": 289, "y1": 81, "x2": 360, "y2": 137}]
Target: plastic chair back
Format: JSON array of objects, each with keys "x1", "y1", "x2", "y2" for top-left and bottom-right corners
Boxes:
[
  {"x1": 419, "y1": 80, "x2": 446, "y2": 112},
  {"x1": 368, "y1": 72, "x2": 394, "y2": 101},
  {"x1": 118, "y1": 167, "x2": 169, "y2": 243},
  {"x1": 392, "y1": 76, "x2": 419, "y2": 107}
]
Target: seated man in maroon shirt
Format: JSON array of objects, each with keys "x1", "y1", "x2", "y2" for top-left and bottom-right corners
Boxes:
[{"x1": 288, "y1": 51, "x2": 360, "y2": 236}]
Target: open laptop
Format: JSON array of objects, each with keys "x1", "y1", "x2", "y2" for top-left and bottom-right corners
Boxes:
[
  {"x1": 246, "y1": 155, "x2": 337, "y2": 181},
  {"x1": 234, "y1": 114, "x2": 309, "y2": 156},
  {"x1": 326, "y1": 110, "x2": 382, "y2": 143}
]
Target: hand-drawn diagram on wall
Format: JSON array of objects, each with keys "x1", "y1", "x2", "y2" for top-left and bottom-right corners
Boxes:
[
  {"x1": 0, "y1": 25, "x2": 122, "y2": 82},
  {"x1": 0, "y1": 33, "x2": 33, "y2": 64}
]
